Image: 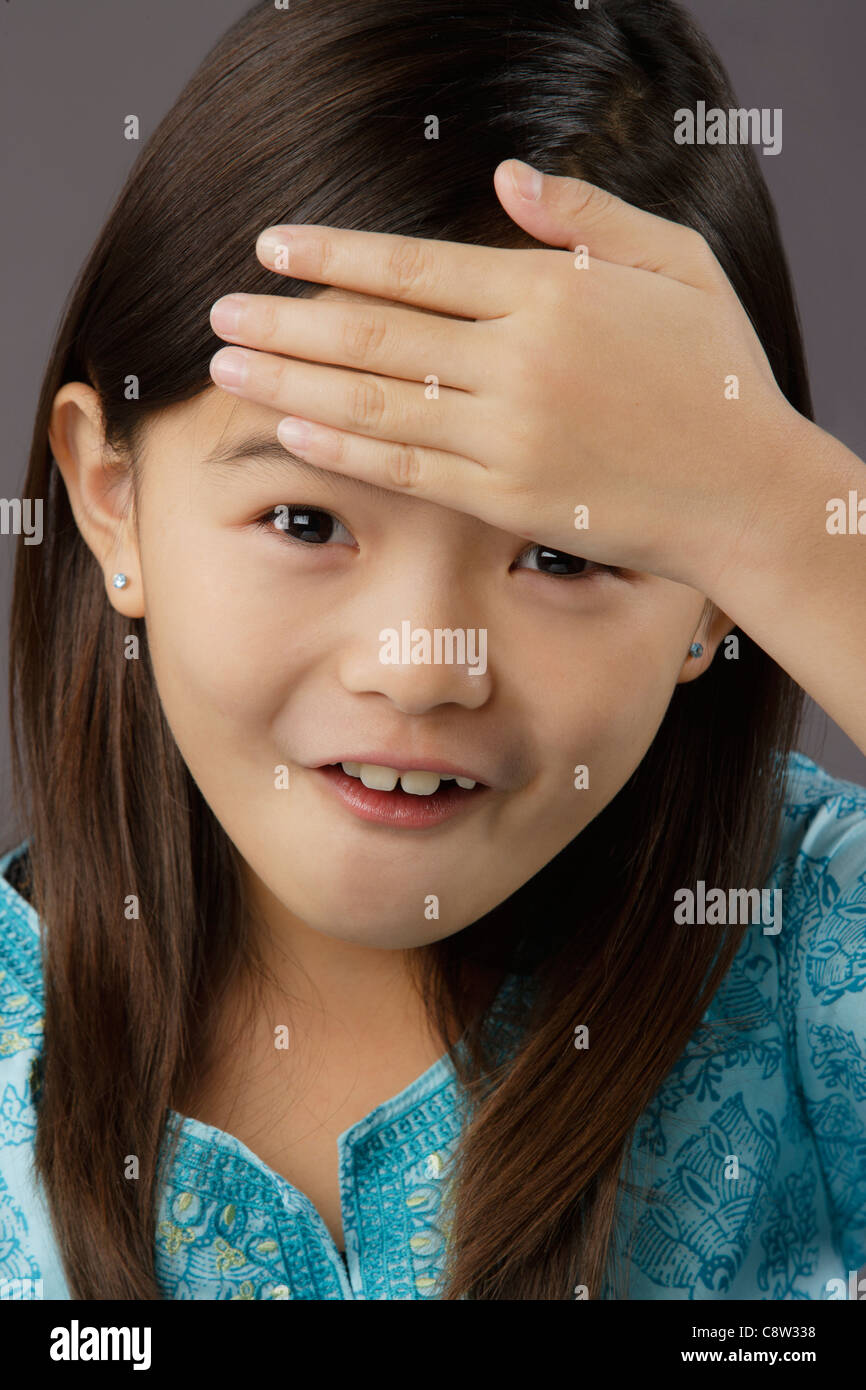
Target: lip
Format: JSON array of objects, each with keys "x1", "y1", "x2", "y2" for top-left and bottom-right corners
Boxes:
[
  {"x1": 311, "y1": 754, "x2": 491, "y2": 786},
  {"x1": 311, "y1": 763, "x2": 490, "y2": 829}
]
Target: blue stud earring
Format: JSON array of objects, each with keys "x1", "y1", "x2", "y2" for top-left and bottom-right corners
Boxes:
[
  {"x1": 689, "y1": 642, "x2": 703, "y2": 658},
  {"x1": 112, "y1": 573, "x2": 129, "y2": 589}
]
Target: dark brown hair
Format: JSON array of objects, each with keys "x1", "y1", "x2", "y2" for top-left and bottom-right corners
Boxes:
[{"x1": 8, "y1": 0, "x2": 809, "y2": 1298}]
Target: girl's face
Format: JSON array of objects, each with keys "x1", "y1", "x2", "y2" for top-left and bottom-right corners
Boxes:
[{"x1": 55, "y1": 291, "x2": 730, "y2": 949}]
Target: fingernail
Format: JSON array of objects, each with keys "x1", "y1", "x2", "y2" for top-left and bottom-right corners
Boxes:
[
  {"x1": 210, "y1": 295, "x2": 248, "y2": 335},
  {"x1": 277, "y1": 417, "x2": 312, "y2": 450},
  {"x1": 210, "y1": 348, "x2": 249, "y2": 388},
  {"x1": 257, "y1": 228, "x2": 293, "y2": 266},
  {"x1": 510, "y1": 159, "x2": 543, "y2": 200}
]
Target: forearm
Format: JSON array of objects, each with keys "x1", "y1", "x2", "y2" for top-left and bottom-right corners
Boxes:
[{"x1": 707, "y1": 414, "x2": 866, "y2": 756}]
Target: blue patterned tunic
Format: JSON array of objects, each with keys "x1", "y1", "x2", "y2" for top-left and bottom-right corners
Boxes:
[{"x1": 1, "y1": 753, "x2": 864, "y2": 1299}]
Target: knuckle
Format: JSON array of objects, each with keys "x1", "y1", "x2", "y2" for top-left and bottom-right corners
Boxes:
[
  {"x1": 571, "y1": 179, "x2": 610, "y2": 219},
  {"x1": 328, "y1": 427, "x2": 348, "y2": 466},
  {"x1": 533, "y1": 260, "x2": 575, "y2": 312},
  {"x1": 524, "y1": 248, "x2": 563, "y2": 286},
  {"x1": 341, "y1": 310, "x2": 388, "y2": 363},
  {"x1": 347, "y1": 375, "x2": 387, "y2": 430},
  {"x1": 685, "y1": 227, "x2": 726, "y2": 284},
  {"x1": 685, "y1": 226, "x2": 714, "y2": 262},
  {"x1": 255, "y1": 296, "x2": 279, "y2": 345},
  {"x1": 306, "y1": 233, "x2": 335, "y2": 281},
  {"x1": 260, "y1": 355, "x2": 286, "y2": 405},
  {"x1": 386, "y1": 237, "x2": 433, "y2": 296},
  {"x1": 386, "y1": 442, "x2": 421, "y2": 490},
  {"x1": 497, "y1": 410, "x2": 535, "y2": 464}
]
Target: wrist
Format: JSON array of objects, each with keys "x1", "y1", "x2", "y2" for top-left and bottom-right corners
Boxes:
[
  {"x1": 690, "y1": 405, "x2": 821, "y2": 609},
  {"x1": 706, "y1": 407, "x2": 863, "y2": 625}
]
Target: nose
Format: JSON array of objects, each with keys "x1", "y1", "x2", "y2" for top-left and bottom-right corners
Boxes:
[{"x1": 338, "y1": 610, "x2": 493, "y2": 714}]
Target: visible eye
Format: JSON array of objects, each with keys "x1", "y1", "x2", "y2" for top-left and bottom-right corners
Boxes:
[
  {"x1": 512, "y1": 543, "x2": 615, "y2": 579},
  {"x1": 255, "y1": 505, "x2": 355, "y2": 547}
]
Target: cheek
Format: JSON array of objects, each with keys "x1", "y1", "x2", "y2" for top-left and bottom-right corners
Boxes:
[
  {"x1": 142, "y1": 521, "x2": 305, "y2": 764},
  {"x1": 521, "y1": 607, "x2": 689, "y2": 833}
]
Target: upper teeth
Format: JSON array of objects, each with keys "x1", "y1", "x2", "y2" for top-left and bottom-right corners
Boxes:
[{"x1": 340, "y1": 762, "x2": 477, "y2": 795}]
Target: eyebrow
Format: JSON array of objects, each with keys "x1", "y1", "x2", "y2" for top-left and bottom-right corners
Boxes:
[{"x1": 201, "y1": 431, "x2": 400, "y2": 505}]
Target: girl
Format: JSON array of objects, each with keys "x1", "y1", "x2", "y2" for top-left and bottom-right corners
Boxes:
[{"x1": 1, "y1": 0, "x2": 864, "y2": 1301}]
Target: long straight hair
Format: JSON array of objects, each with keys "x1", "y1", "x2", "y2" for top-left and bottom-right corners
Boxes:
[{"x1": 8, "y1": 0, "x2": 810, "y2": 1298}]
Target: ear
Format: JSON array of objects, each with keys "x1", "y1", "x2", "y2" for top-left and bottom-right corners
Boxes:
[
  {"x1": 48, "y1": 382, "x2": 144, "y2": 618},
  {"x1": 675, "y1": 600, "x2": 738, "y2": 684}
]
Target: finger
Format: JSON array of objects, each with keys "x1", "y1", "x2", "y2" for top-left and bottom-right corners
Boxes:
[
  {"x1": 209, "y1": 347, "x2": 487, "y2": 457},
  {"x1": 255, "y1": 223, "x2": 517, "y2": 319},
  {"x1": 493, "y1": 159, "x2": 722, "y2": 287},
  {"x1": 209, "y1": 292, "x2": 488, "y2": 392},
  {"x1": 274, "y1": 415, "x2": 485, "y2": 511}
]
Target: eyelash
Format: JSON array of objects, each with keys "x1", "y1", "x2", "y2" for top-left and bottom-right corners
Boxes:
[
  {"x1": 255, "y1": 505, "x2": 355, "y2": 547},
  {"x1": 254, "y1": 505, "x2": 617, "y2": 581}
]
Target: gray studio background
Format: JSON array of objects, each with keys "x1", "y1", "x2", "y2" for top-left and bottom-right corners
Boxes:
[{"x1": 1, "y1": 0, "x2": 864, "y2": 847}]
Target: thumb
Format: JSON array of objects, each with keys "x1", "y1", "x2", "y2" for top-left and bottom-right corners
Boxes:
[{"x1": 493, "y1": 159, "x2": 717, "y2": 286}]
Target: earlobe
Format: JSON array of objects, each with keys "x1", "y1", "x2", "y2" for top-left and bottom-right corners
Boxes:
[
  {"x1": 676, "y1": 605, "x2": 737, "y2": 684},
  {"x1": 105, "y1": 568, "x2": 144, "y2": 620},
  {"x1": 676, "y1": 639, "x2": 709, "y2": 684}
]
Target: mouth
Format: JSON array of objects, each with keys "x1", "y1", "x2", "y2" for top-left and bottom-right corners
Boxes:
[{"x1": 312, "y1": 761, "x2": 491, "y2": 828}]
